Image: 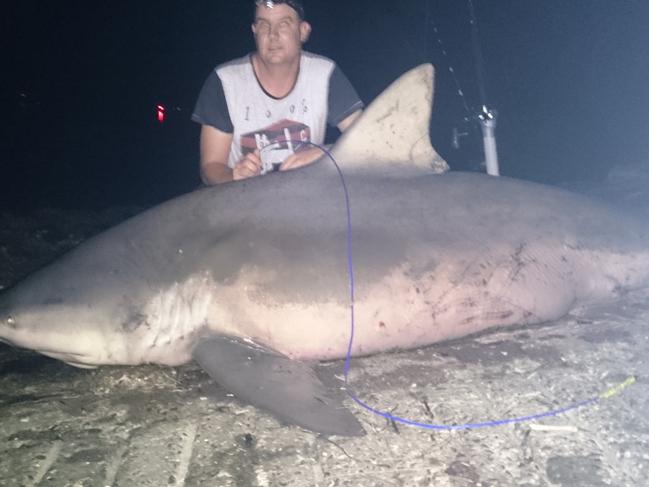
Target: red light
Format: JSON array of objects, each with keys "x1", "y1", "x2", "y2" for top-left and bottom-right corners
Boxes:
[{"x1": 157, "y1": 104, "x2": 166, "y2": 123}]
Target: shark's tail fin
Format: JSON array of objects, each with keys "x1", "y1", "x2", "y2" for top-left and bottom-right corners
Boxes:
[{"x1": 331, "y1": 64, "x2": 449, "y2": 175}]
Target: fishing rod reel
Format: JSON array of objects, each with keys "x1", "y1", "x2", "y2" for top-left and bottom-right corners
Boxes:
[{"x1": 477, "y1": 104, "x2": 497, "y2": 125}]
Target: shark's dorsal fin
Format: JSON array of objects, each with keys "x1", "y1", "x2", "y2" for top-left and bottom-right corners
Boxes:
[{"x1": 331, "y1": 64, "x2": 448, "y2": 174}]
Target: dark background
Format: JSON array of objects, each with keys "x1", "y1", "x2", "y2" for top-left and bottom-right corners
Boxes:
[{"x1": 2, "y1": 0, "x2": 648, "y2": 209}]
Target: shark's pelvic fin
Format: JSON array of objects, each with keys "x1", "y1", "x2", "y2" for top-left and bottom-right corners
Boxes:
[{"x1": 331, "y1": 64, "x2": 448, "y2": 174}]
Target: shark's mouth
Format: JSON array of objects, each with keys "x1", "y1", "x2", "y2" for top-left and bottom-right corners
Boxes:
[
  {"x1": 36, "y1": 348, "x2": 96, "y2": 368},
  {"x1": 0, "y1": 340, "x2": 96, "y2": 368},
  {"x1": 61, "y1": 361, "x2": 98, "y2": 369}
]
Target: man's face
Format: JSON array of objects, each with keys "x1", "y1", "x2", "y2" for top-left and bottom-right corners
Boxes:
[{"x1": 252, "y1": 3, "x2": 311, "y2": 66}]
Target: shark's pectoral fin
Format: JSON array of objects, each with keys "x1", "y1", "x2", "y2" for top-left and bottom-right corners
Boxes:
[{"x1": 192, "y1": 336, "x2": 365, "y2": 437}]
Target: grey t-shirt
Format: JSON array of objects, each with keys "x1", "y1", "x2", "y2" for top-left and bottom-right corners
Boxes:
[{"x1": 192, "y1": 51, "x2": 363, "y2": 173}]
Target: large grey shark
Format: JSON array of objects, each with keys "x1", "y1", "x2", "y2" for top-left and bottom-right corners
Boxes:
[{"x1": 1, "y1": 65, "x2": 649, "y2": 436}]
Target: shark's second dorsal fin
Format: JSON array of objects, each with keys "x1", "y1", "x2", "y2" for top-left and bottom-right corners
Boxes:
[{"x1": 331, "y1": 64, "x2": 449, "y2": 174}]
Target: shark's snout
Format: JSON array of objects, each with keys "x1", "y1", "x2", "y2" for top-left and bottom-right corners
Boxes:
[
  {"x1": 2, "y1": 301, "x2": 97, "y2": 365},
  {"x1": 0, "y1": 295, "x2": 125, "y2": 367}
]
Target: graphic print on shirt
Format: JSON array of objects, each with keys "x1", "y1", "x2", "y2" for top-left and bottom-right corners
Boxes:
[{"x1": 241, "y1": 119, "x2": 312, "y2": 174}]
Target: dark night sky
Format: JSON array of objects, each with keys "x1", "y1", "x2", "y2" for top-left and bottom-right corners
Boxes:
[{"x1": 2, "y1": 0, "x2": 648, "y2": 209}]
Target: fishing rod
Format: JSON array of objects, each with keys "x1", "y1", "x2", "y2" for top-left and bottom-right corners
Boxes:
[
  {"x1": 429, "y1": 0, "x2": 500, "y2": 176},
  {"x1": 467, "y1": 0, "x2": 500, "y2": 176}
]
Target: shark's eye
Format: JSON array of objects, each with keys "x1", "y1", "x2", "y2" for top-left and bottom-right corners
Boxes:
[{"x1": 5, "y1": 316, "x2": 17, "y2": 329}]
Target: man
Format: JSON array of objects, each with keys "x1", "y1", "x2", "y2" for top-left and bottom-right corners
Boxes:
[{"x1": 192, "y1": 0, "x2": 363, "y2": 184}]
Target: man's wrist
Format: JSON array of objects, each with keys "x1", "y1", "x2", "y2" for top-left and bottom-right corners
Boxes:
[{"x1": 201, "y1": 162, "x2": 234, "y2": 185}]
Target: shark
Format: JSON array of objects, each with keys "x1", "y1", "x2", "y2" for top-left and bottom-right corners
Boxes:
[{"x1": 1, "y1": 65, "x2": 649, "y2": 436}]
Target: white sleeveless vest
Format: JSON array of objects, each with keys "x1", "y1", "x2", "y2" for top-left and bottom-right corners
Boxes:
[{"x1": 217, "y1": 52, "x2": 334, "y2": 173}]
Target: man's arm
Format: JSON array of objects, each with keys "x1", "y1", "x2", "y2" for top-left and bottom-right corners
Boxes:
[
  {"x1": 200, "y1": 125, "x2": 262, "y2": 184},
  {"x1": 200, "y1": 125, "x2": 234, "y2": 184},
  {"x1": 337, "y1": 109, "x2": 362, "y2": 132}
]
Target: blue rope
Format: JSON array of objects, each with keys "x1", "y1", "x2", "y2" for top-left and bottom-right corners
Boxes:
[{"x1": 284, "y1": 142, "x2": 635, "y2": 431}]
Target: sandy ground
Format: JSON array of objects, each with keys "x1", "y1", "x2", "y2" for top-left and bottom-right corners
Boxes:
[{"x1": 1, "y1": 175, "x2": 649, "y2": 486}]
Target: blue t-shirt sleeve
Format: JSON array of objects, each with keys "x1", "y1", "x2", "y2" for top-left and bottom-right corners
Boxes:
[
  {"x1": 191, "y1": 69, "x2": 234, "y2": 133},
  {"x1": 327, "y1": 65, "x2": 364, "y2": 127}
]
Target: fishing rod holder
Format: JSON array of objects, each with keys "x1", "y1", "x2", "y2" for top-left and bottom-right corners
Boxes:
[
  {"x1": 451, "y1": 106, "x2": 500, "y2": 176},
  {"x1": 477, "y1": 105, "x2": 500, "y2": 176}
]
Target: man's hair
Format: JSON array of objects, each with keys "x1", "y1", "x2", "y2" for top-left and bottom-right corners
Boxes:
[{"x1": 254, "y1": 0, "x2": 306, "y2": 21}]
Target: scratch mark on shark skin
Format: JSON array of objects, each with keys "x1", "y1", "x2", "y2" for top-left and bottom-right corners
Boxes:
[{"x1": 376, "y1": 100, "x2": 400, "y2": 123}]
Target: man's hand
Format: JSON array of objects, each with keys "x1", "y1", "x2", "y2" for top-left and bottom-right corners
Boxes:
[
  {"x1": 233, "y1": 149, "x2": 262, "y2": 180},
  {"x1": 280, "y1": 147, "x2": 325, "y2": 172}
]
